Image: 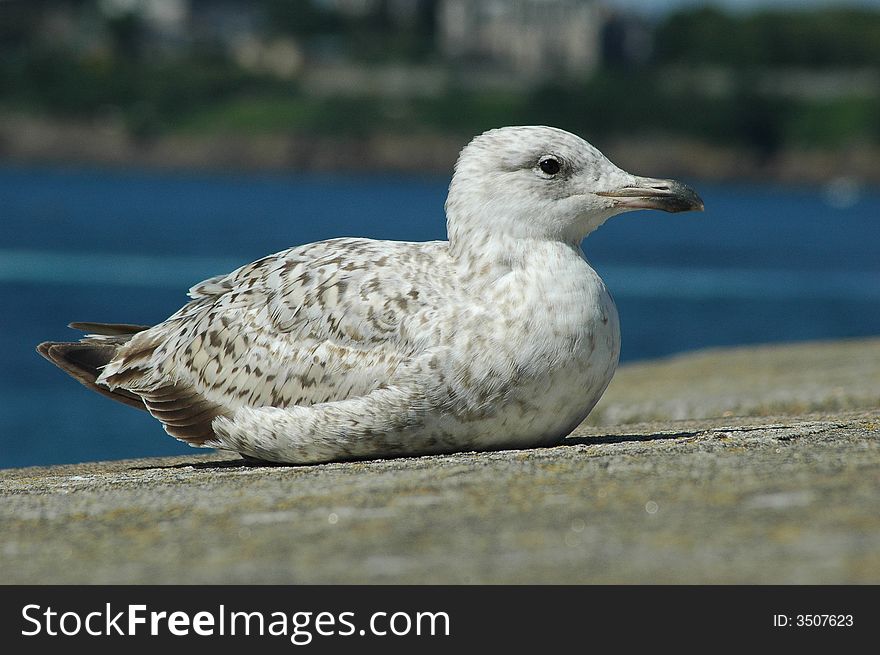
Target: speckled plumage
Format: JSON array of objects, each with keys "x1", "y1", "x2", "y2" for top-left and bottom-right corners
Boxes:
[{"x1": 39, "y1": 126, "x2": 703, "y2": 464}]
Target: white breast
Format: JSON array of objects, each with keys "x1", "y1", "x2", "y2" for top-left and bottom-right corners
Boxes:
[
  {"x1": 420, "y1": 242, "x2": 621, "y2": 450},
  {"x1": 501, "y1": 248, "x2": 620, "y2": 444}
]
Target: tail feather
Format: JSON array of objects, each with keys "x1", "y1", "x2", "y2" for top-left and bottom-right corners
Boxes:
[
  {"x1": 37, "y1": 340, "x2": 148, "y2": 411},
  {"x1": 68, "y1": 322, "x2": 151, "y2": 336},
  {"x1": 39, "y1": 321, "x2": 232, "y2": 445}
]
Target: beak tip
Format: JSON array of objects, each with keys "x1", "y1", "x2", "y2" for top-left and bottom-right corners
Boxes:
[{"x1": 669, "y1": 182, "x2": 704, "y2": 214}]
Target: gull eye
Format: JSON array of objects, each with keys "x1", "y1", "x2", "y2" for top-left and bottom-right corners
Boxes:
[{"x1": 539, "y1": 157, "x2": 561, "y2": 176}]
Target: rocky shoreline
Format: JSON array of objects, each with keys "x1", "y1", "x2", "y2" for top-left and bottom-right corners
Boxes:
[{"x1": 3, "y1": 113, "x2": 880, "y2": 185}]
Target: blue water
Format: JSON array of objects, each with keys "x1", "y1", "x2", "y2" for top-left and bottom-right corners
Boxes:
[{"x1": 1, "y1": 165, "x2": 878, "y2": 468}]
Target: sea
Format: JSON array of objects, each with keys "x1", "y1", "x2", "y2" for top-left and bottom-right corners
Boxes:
[{"x1": 1, "y1": 165, "x2": 878, "y2": 468}]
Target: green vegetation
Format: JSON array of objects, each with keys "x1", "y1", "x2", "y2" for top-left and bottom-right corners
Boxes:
[
  {"x1": 264, "y1": 0, "x2": 436, "y2": 61},
  {"x1": 0, "y1": 3, "x2": 878, "y2": 155},
  {"x1": 655, "y1": 7, "x2": 880, "y2": 68},
  {"x1": 0, "y1": 50, "x2": 266, "y2": 138}
]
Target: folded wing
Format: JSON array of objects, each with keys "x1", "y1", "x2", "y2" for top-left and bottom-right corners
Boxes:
[{"x1": 95, "y1": 238, "x2": 446, "y2": 444}]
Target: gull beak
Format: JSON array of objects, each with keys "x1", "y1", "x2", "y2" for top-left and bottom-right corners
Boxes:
[{"x1": 597, "y1": 177, "x2": 704, "y2": 213}]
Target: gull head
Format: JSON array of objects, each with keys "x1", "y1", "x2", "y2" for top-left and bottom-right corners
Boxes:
[{"x1": 446, "y1": 125, "x2": 704, "y2": 247}]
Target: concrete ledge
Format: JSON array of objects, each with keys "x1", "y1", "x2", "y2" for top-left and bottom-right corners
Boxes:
[
  {"x1": 589, "y1": 337, "x2": 880, "y2": 424},
  {"x1": 2, "y1": 338, "x2": 878, "y2": 583}
]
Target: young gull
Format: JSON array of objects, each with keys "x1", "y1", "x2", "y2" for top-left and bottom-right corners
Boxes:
[{"x1": 38, "y1": 126, "x2": 704, "y2": 464}]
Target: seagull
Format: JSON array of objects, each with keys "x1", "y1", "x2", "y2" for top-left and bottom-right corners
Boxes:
[{"x1": 38, "y1": 126, "x2": 703, "y2": 464}]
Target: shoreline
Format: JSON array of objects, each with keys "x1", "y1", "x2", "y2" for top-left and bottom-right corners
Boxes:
[{"x1": 2, "y1": 113, "x2": 879, "y2": 185}]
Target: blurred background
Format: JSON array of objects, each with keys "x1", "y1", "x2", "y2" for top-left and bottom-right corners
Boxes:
[{"x1": 1, "y1": 0, "x2": 878, "y2": 467}]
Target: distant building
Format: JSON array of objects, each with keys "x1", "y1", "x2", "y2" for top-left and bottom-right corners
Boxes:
[{"x1": 438, "y1": 0, "x2": 602, "y2": 78}]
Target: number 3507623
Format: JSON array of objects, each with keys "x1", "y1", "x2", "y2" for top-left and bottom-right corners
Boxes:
[{"x1": 796, "y1": 615, "x2": 853, "y2": 627}]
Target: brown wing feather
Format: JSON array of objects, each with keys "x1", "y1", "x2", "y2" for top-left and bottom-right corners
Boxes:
[{"x1": 140, "y1": 384, "x2": 229, "y2": 444}]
